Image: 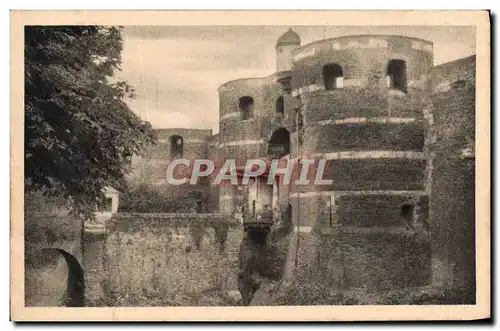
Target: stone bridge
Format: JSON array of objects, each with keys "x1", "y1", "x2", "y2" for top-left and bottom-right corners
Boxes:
[{"x1": 27, "y1": 212, "x2": 244, "y2": 307}]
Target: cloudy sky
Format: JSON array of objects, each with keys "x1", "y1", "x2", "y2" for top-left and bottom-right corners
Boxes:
[{"x1": 117, "y1": 26, "x2": 476, "y2": 133}]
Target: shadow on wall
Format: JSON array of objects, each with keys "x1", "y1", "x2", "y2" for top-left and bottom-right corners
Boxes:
[
  {"x1": 237, "y1": 224, "x2": 291, "y2": 306},
  {"x1": 238, "y1": 229, "x2": 269, "y2": 306},
  {"x1": 40, "y1": 248, "x2": 85, "y2": 307}
]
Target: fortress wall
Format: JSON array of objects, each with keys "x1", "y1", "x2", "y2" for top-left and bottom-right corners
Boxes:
[
  {"x1": 430, "y1": 55, "x2": 476, "y2": 303},
  {"x1": 285, "y1": 35, "x2": 433, "y2": 288},
  {"x1": 291, "y1": 35, "x2": 433, "y2": 92}
]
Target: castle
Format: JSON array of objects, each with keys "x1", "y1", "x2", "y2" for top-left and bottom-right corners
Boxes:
[{"x1": 129, "y1": 29, "x2": 476, "y2": 296}]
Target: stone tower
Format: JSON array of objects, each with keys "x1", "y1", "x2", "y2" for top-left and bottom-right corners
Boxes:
[
  {"x1": 282, "y1": 35, "x2": 435, "y2": 288},
  {"x1": 276, "y1": 28, "x2": 301, "y2": 73}
]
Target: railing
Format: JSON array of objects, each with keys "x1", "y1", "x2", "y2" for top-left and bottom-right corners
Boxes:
[{"x1": 242, "y1": 213, "x2": 274, "y2": 231}]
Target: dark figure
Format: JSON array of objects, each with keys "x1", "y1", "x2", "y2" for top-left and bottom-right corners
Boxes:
[
  {"x1": 189, "y1": 223, "x2": 205, "y2": 251},
  {"x1": 189, "y1": 206, "x2": 204, "y2": 251},
  {"x1": 214, "y1": 221, "x2": 230, "y2": 254},
  {"x1": 272, "y1": 204, "x2": 292, "y2": 240}
]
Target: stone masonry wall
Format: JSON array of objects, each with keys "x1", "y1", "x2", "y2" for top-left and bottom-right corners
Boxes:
[
  {"x1": 283, "y1": 34, "x2": 433, "y2": 287},
  {"x1": 24, "y1": 210, "x2": 83, "y2": 307},
  {"x1": 430, "y1": 57, "x2": 475, "y2": 303},
  {"x1": 128, "y1": 128, "x2": 211, "y2": 185},
  {"x1": 84, "y1": 213, "x2": 243, "y2": 306},
  {"x1": 315, "y1": 231, "x2": 431, "y2": 291}
]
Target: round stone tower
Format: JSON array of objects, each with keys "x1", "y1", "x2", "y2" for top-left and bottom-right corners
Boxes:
[
  {"x1": 276, "y1": 28, "x2": 301, "y2": 73},
  {"x1": 217, "y1": 77, "x2": 284, "y2": 216},
  {"x1": 284, "y1": 35, "x2": 434, "y2": 289}
]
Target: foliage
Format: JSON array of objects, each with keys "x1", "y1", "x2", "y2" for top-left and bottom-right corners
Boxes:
[
  {"x1": 24, "y1": 191, "x2": 81, "y2": 268},
  {"x1": 24, "y1": 26, "x2": 156, "y2": 219},
  {"x1": 118, "y1": 183, "x2": 210, "y2": 213}
]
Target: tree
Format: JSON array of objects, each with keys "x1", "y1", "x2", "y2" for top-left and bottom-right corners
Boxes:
[{"x1": 24, "y1": 26, "x2": 156, "y2": 219}]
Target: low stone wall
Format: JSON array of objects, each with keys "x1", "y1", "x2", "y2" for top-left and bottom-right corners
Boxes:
[
  {"x1": 106, "y1": 212, "x2": 239, "y2": 231},
  {"x1": 84, "y1": 212, "x2": 244, "y2": 306}
]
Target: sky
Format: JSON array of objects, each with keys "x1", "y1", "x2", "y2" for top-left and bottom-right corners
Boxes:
[{"x1": 117, "y1": 26, "x2": 476, "y2": 133}]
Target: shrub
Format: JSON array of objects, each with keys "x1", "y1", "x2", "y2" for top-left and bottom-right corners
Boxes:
[
  {"x1": 118, "y1": 183, "x2": 211, "y2": 213},
  {"x1": 24, "y1": 190, "x2": 81, "y2": 268}
]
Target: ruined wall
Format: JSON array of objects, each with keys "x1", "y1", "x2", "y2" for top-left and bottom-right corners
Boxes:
[
  {"x1": 432, "y1": 55, "x2": 476, "y2": 91},
  {"x1": 430, "y1": 56, "x2": 476, "y2": 303},
  {"x1": 126, "y1": 128, "x2": 214, "y2": 212},
  {"x1": 129, "y1": 128, "x2": 212, "y2": 185},
  {"x1": 83, "y1": 213, "x2": 243, "y2": 306}
]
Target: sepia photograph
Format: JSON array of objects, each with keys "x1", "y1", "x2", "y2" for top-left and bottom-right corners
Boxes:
[{"x1": 10, "y1": 10, "x2": 490, "y2": 321}]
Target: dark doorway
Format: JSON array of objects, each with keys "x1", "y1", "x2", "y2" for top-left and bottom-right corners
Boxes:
[
  {"x1": 268, "y1": 128, "x2": 290, "y2": 158},
  {"x1": 170, "y1": 135, "x2": 184, "y2": 158},
  {"x1": 323, "y1": 64, "x2": 343, "y2": 90},
  {"x1": 105, "y1": 197, "x2": 113, "y2": 212},
  {"x1": 387, "y1": 60, "x2": 407, "y2": 93},
  {"x1": 239, "y1": 96, "x2": 254, "y2": 120},
  {"x1": 276, "y1": 96, "x2": 284, "y2": 115}
]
